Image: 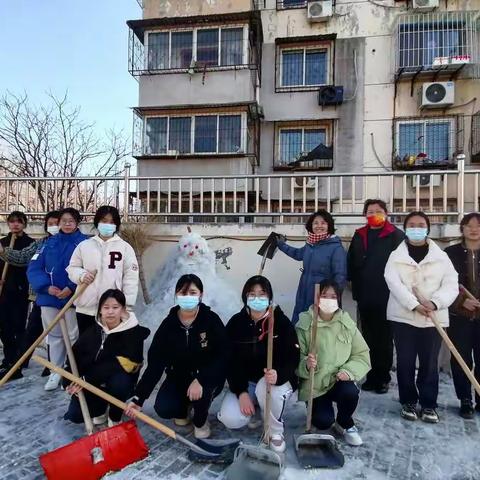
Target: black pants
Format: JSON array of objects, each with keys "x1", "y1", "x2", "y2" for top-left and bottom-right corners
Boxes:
[
  {"x1": 65, "y1": 371, "x2": 137, "y2": 422},
  {"x1": 358, "y1": 306, "x2": 393, "y2": 385},
  {"x1": 392, "y1": 321, "x2": 442, "y2": 409},
  {"x1": 0, "y1": 297, "x2": 29, "y2": 367},
  {"x1": 76, "y1": 313, "x2": 96, "y2": 336},
  {"x1": 448, "y1": 316, "x2": 480, "y2": 405},
  {"x1": 154, "y1": 377, "x2": 223, "y2": 428},
  {"x1": 20, "y1": 303, "x2": 43, "y2": 368},
  {"x1": 311, "y1": 381, "x2": 359, "y2": 430}
]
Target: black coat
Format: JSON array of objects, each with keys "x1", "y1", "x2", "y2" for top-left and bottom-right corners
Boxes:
[
  {"x1": 347, "y1": 222, "x2": 405, "y2": 310},
  {"x1": 134, "y1": 303, "x2": 228, "y2": 405},
  {"x1": 226, "y1": 306, "x2": 300, "y2": 396},
  {"x1": 64, "y1": 322, "x2": 150, "y2": 387},
  {"x1": 0, "y1": 232, "x2": 35, "y2": 302}
]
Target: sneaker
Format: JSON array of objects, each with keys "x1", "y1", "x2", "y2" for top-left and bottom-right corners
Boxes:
[
  {"x1": 44, "y1": 373, "x2": 61, "y2": 391},
  {"x1": 107, "y1": 418, "x2": 121, "y2": 428},
  {"x1": 248, "y1": 412, "x2": 263, "y2": 430},
  {"x1": 41, "y1": 367, "x2": 50, "y2": 377},
  {"x1": 334, "y1": 423, "x2": 363, "y2": 446},
  {"x1": 401, "y1": 404, "x2": 418, "y2": 421},
  {"x1": 459, "y1": 399, "x2": 474, "y2": 419},
  {"x1": 93, "y1": 413, "x2": 108, "y2": 425},
  {"x1": 194, "y1": 421, "x2": 211, "y2": 439},
  {"x1": 375, "y1": 383, "x2": 389, "y2": 395},
  {"x1": 361, "y1": 380, "x2": 376, "y2": 392},
  {"x1": 0, "y1": 367, "x2": 23, "y2": 382},
  {"x1": 269, "y1": 434, "x2": 286, "y2": 453},
  {"x1": 174, "y1": 417, "x2": 191, "y2": 426},
  {"x1": 420, "y1": 408, "x2": 439, "y2": 424}
]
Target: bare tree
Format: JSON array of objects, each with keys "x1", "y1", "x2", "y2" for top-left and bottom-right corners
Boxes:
[{"x1": 0, "y1": 91, "x2": 129, "y2": 213}]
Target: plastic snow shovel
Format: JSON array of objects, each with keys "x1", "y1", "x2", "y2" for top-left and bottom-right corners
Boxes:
[
  {"x1": 32, "y1": 356, "x2": 238, "y2": 469},
  {"x1": 225, "y1": 306, "x2": 283, "y2": 480},
  {"x1": 295, "y1": 285, "x2": 345, "y2": 469},
  {"x1": 257, "y1": 233, "x2": 280, "y2": 275}
]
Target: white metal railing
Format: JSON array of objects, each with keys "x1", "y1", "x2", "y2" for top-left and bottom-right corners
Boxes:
[{"x1": 0, "y1": 159, "x2": 478, "y2": 224}]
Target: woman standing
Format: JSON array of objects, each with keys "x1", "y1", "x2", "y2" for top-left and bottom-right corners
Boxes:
[
  {"x1": 27, "y1": 208, "x2": 88, "y2": 391},
  {"x1": 125, "y1": 274, "x2": 228, "y2": 439},
  {"x1": 385, "y1": 211, "x2": 458, "y2": 423},
  {"x1": 277, "y1": 210, "x2": 346, "y2": 324},
  {"x1": 64, "y1": 289, "x2": 150, "y2": 428},
  {"x1": 67, "y1": 205, "x2": 139, "y2": 335},
  {"x1": 445, "y1": 213, "x2": 480, "y2": 418},
  {"x1": 217, "y1": 276, "x2": 299, "y2": 453},
  {"x1": 296, "y1": 280, "x2": 370, "y2": 446}
]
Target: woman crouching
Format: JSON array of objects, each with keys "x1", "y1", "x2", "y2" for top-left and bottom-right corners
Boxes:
[
  {"x1": 296, "y1": 280, "x2": 370, "y2": 446},
  {"x1": 64, "y1": 289, "x2": 150, "y2": 427}
]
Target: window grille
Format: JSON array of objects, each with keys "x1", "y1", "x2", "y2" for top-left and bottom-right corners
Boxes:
[
  {"x1": 277, "y1": 0, "x2": 307, "y2": 9},
  {"x1": 472, "y1": 111, "x2": 480, "y2": 163}
]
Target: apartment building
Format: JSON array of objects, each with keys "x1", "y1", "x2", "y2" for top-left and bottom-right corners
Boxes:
[{"x1": 127, "y1": 0, "x2": 480, "y2": 216}]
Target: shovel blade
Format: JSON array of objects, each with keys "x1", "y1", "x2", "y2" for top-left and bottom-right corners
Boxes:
[
  {"x1": 187, "y1": 438, "x2": 240, "y2": 464},
  {"x1": 294, "y1": 433, "x2": 345, "y2": 469},
  {"x1": 225, "y1": 444, "x2": 282, "y2": 480},
  {"x1": 257, "y1": 233, "x2": 278, "y2": 260},
  {"x1": 40, "y1": 421, "x2": 149, "y2": 480}
]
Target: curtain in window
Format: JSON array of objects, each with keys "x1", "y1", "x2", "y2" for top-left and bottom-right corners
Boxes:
[
  {"x1": 305, "y1": 51, "x2": 327, "y2": 85},
  {"x1": 221, "y1": 28, "x2": 243, "y2": 66},
  {"x1": 219, "y1": 115, "x2": 242, "y2": 153},
  {"x1": 169, "y1": 117, "x2": 191, "y2": 154},
  {"x1": 195, "y1": 116, "x2": 217, "y2": 153},
  {"x1": 280, "y1": 129, "x2": 302, "y2": 164},
  {"x1": 398, "y1": 123, "x2": 424, "y2": 159},
  {"x1": 197, "y1": 29, "x2": 219, "y2": 67},
  {"x1": 148, "y1": 32, "x2": 169, "y2": 70},
  {"x1": 145, "y1": 118, "x2": 167, "y2": 154},
  {"x1": 304, "y1": 129, "x2": 326, "y2": 154},
  {"x1": 425, "y1": 122, "x2": 450, "y2": 162},
  {"x1": 281, "y1": 51, "x2": 303, "y2": 86},
  {"x1": 171, "y1": 31, "x2": 193, "y2": 68}
]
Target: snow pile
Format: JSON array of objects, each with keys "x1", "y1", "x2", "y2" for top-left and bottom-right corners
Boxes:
[{"x1": 139, "y1": 231, "x2": 242, "y2": 332}]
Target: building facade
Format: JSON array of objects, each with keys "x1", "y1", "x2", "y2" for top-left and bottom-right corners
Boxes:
[{"x1": 127, "y1": 0, "x2": 480, "y2": 216}]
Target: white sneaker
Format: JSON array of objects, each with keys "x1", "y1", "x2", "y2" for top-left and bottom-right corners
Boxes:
[
  {"x1": 334, "y1": 422, "x2": 363, "y2": 446},
  {"x1": 93, "y1": 413, "x2": 108, "y2": 425},
  {"x1": 107, "y1": 417, "x2": 121, "y2": 428},
  {"x1": 269, "y1": 434, "x2": 286, "y2": 453},
  {"x1": 194, "y1": 420, "x2": 211, "y2": 439},
  {"x1": 44, "y1": 373, "x2": 61, "y2": 391},
  {"x1": 248, "y1": 412, "x2": 263, "y2": 430}
]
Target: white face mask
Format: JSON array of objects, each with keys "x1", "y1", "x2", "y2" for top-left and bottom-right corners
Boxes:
[
  {"x1": 47, "y1": 225, "x2": 60, "y2": 236},
  {"x1": 319, "y1": 298, "x2": 339, "y2": 314}
]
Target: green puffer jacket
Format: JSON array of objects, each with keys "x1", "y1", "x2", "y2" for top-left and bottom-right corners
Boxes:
[{"x1": 295, "y1": 307, "x2": 371, "y2": 401}]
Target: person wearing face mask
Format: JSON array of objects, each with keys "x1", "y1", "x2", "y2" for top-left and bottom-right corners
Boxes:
[
  {"x1": 347, "y1": 199, "x2": 405, "y2": 395},
  {"x1": 384, "y1": 211, "x2": 458, "y2": 424},
  {"x1": 276, "y1": 209, "x2": 347, "y2": 324},
  {"x1": 67, "y1": 205, "x2": 139, "y2": 335},
  {"x1": 217, "y1": 276, "x2": 299, "y2": 453},
  {"x1": 296, "y1": 280, "x2": 370, "y2": 446},
  {"x1": 27, "y1": 208, "x2": 88, "y2": 391},
  {"x1": 64, "y1": 289, "x2": 150, "y2": 428},
  {"x1": 124, "y1": 274, "x2": 228, "y2": 440}
]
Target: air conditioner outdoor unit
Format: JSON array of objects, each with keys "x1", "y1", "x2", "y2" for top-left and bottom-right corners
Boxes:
[
  {"x1": 294, "y1": 177, "x2": 317, "y2": 188},
  {"x1": 411, "y1": 174, "x2": 442, "y2": 188},
  {"x1": 420, "y1": 82, "x2": 455, "y2": 109},
  {"x1": 412, "y1": 0, "x2": 438, "y2": 11},
  {"x1": 307, "y1": 0, "x2": 333, "y2": 22}
]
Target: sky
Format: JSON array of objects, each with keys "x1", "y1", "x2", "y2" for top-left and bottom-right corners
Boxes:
[{"x1": 0, "y1": 0, "x2": 140, "y2": 142}]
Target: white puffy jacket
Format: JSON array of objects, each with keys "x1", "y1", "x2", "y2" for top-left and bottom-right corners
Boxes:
[
  {"x1": 384, "y1": 239, "x2": 458, "y2": 328},
  {"x1": 67, "y1": 234, "x2": 139, "y2": 316}
]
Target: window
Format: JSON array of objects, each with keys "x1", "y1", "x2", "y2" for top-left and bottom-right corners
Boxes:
[
  {"x1": 280, "y1": 47, "x2": 328, "y2": 88},
  {"x1": 397, "y1": 119, "x2": 454, "y2": 164},
  {"x1": 144, "y1": 114, "x2": 243, "y2": 155},
  {"x1": 279, "y1": 128, "x2": 326, "y2": 165},
  {"x1": 277, "y1": 0, "x2": 307, "y2": 9},
  {"x1": 472, "y1": 111, "x2": 480, "y2": 162},
  {"x1": 146, "y1": 26, "x2": 245, "y2": 70}
]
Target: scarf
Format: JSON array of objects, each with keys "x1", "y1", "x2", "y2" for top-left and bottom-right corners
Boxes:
[{"x1": 307, "y1": 232, "x2": 331, "y2": 245}]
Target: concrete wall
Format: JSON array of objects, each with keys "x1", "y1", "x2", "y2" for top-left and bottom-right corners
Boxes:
[{"x1": 143, "y1": 0, "x2": 253, "y2": 19}]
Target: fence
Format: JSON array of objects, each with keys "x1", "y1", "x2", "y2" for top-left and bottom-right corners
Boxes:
[{"x1": 1, "y1": 159, "x2": 479, "y2": 224}]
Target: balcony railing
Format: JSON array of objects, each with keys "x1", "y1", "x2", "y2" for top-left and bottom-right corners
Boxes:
[{"x1": 1, "y1": 159, "x2": 479, "y2": 224}]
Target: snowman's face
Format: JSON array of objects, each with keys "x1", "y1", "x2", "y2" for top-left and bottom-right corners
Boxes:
[{"x1": 177, "y1": 233, "x2": 209, "y2": 262}]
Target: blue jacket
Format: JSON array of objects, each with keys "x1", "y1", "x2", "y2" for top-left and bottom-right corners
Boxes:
[
  {"x1": 278, "y1": 236, "x2": 347, "y2": 323},
  {"x1": 28, "y1": 230, "x2": 88, "y2": 309}
]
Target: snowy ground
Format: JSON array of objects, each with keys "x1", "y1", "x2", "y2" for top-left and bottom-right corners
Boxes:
[{"x1": 0, "y1": 351, "x2": 479, "y2": 480}]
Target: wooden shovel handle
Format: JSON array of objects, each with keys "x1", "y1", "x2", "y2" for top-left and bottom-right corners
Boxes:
[
  {"x1": 31, "y1": 355, "x2": 178, "y2": 440},
  {"x1": 0, "y1": 281, "x2": 90, "y2": 387},
  {"x1": 263, "y1": 305, "x2": 274, "y2": 442},
  {"x1": 306, "y1": 284, "x2": 320, "y2": 432},
  {"x1": 0, "y1": 234, "x2": 16, "y2": 297},
  {"x1": 460, "y1": 284, "x2": 478, "y2": 302}
]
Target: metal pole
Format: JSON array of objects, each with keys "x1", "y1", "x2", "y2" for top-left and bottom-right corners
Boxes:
[
  {"x1": 123, "y1": 163, "x2": 131, "y2": 223},
  {"x1": 457, "y1": 154, "x2": 465, "y2": 222}
]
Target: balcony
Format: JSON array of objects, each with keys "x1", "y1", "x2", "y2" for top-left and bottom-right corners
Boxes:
[{"x1": 394, "y1": 11, "x2": 480, "y2": 80}]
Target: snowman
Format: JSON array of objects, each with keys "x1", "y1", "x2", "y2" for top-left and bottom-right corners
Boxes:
[{"x1": 140, "y1": 228, "x2": 242, "y2": 332}]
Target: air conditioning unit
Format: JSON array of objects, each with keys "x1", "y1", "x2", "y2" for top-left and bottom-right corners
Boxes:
[
  {"x1": 294, "y1": 177, "x2": 317, "y2": 188},
  {"x1": 419, "y1": 82, "x2": 455, "y2": 109},
  {"x1": 412, "y1": 0, "x2": 438, "y2": 10},
  {"x1": 318, "y1": 86, "x2": 344, "y2": 106},
  {"x1": 411, "y1": 174, "x2": 442, "y2": 188},
  {"x1": 307, "y1": 0, "x2": 333, "y2": 22}
]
